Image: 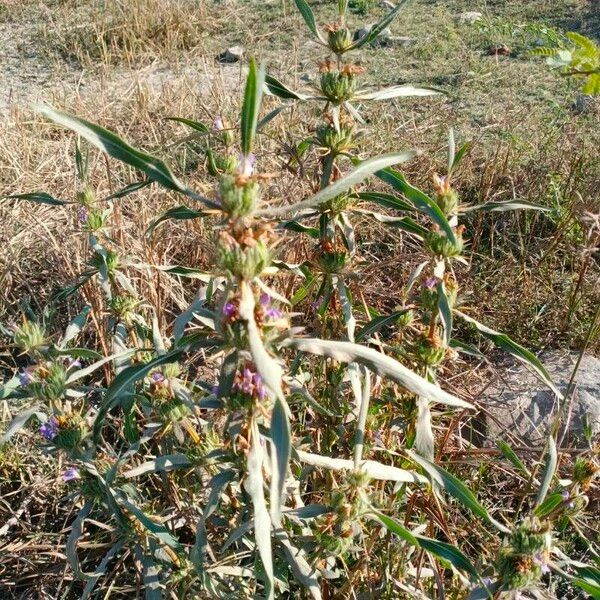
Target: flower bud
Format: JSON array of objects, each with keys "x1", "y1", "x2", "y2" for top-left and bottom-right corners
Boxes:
[
  {"x1": 425, "y1": 230, "x2": 464, "y2": 258},
  {"x1": 319, "y1": 70, "x2": 359, "y2": 104},
  {"x1": 326, "y1": 24, "x2": 354, "y2": 54},
  {"x1": 77, "y1": 186, "x2": 96, "y2": 207},
  {"x1": 219, "y1": 174, "x2": 260, "y2": 218}
]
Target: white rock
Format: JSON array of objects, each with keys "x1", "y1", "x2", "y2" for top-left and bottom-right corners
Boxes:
[
  {"x1": 457, "y1": 11, "x2": 483, "y2": 24},
  {"x1": 478, "y1": 351, "x2": 600, "y2": 447}
]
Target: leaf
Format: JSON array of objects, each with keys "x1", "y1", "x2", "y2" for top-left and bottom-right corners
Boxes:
[
  {"x1": 261, "y1": 152, "x2": 418, "y2": 217},
  {"x1": 373, "y1": 512, "x2": 480, "y2": 580},
  {"x1": 104, "y1": 179, "x2": 152, "y2": 201},
  {"x1": 140, "y1": 552, "x2": 163, "y2": 600},
  {"x1": 534, "y1": 492, "x2": 565, "y2": 518},
  {"x1": 356, "y1": 210, "x2": 428, "y2": 237},
  {"x1": 462, "y1": 200, "x2": 550, "y2": 213},
  {"x1": 282, "y1": 220, "x2": 320, "y2": 238},
  {"x1": 80, "y1": 539, "x2": 127, "y2": 600},
  {"x1": 0, "y1": 376, "x2": 22, "y2": 401},
  {"x1": 0, "y1": 406, "x2": 46, "y2": 444},
  {"x1": 281, "y1": 337, "x2": 472, "y2": 408},
  {"x1": 120, "y1": 497, "x2": 182, "y2": 551},
  {"x1": 241, "y1": 59, "x2": 266, "y2": 156},
  {"x1": 349, "y1": 0, "x2": 409, "y2": 49},
  {"x1": 271, "y1": 397, "x2": 291, "y2": 520},
  {"x1": 436, "y1": 281, "x2": 453, "y2": 347},
  {"x1": 454, "y1": 311, "x2": 562, "y2": 398},
  {"x1": 147, "y1": 205, "x2": 206, "y2": 235},
  {"x1": 61, "y1": 305, "x2": 91, "y2": 347},
  {"x1": 93, "y1": 350, "x2": 184, "y2": 440},
  {"x1": 38, "y1": 106, "x2": 221, "y2": 209},
  {"x1": 292, "y1": 0, "x2": 324, "y2": 42},
  {"x1": 352, "y1": 191, "x2": 414, "y2": 213},
  {"x1": 4, "y1": 191, "x2": 69, "y2": 205},
  {"x1": 370, "y1": 511, "x2": 418, "y2": 546},
  {"x1": 356, "y1": 309, "x2": 410, "y2": 341},
  {"x1": 450, "y1": 141, "x2": 471, "y2": 174},
  {"x1": 66, "y1": 501, "x2": 94, "y2": 581},
  {"x1": 497, "y1": 440, "x2": 531, "y2": 478},
  {"x1": 296, "y1": 449, "x2": 427, "y2": 484},
  {"x1": 415, "y1": 535, "x2": 480, "y2": 580},
  {"x1": 244, "y1": 420, "x2": 274, "y2": 600},
  {"x1": 264, "y1": 74, "x2": 308, "y2": 100},
  {"x1": 535, "y1": 436, "x2": 557, "y2": 507},
  {"x1": 123, "y1": 454, "x2": 191, "y2": 478},
  {"x1": 377, "y1": 168, "x2": 457, "y2": 245},
  {"x1": 408, "y1": 451, "x2": 510, "y2": 534},
  {"x1": 166, "y1": 116, "x2": 209, "y2": 133},
  {"x1": 355, "y1": 85, "x2": 441, "y2": 101},
  {"x1": 204, "y1": 470, "x2": 237, "y2": 519},
  {"x1": 65, "y1": 348, "x2": 137, "y2": 384}
]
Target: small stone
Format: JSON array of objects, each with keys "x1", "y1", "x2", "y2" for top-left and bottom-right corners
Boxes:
[
  {"x1": 217, "y1": 45, "x2": 244, "y2": 64},
  {"x1": 572, "y1": 93, "x2": 597, "y2": 114},
  {"x1": 353, "y1": 24, "x2": 392, "y2": 47},
  {"x1": 457, "y1": 11, "x2": 483, "y2": 24},
  {"x1": 475, "y1": 350, "x2": 600, "y2": 448}
]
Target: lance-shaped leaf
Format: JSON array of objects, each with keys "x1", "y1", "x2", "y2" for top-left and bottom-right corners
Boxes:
[
  {"x1": 297, "y1": 449, "x2": 428, "y2": 484},
  {"x1": 121, "y1": 498, "x2": 182, "y2": 550},
  {"x1": 349, "y1": 0, "x2": 410, "y2": 49},
  {"x1": 166, "y1": 116, "x2": 209, "y2": 133},
  {"x1": 123, "y1": 454, "x2": 191, "y2": 478},
  {"x1": 437, "y1": 281, "x2": 453, "y2": 347},
  {"x1": 292, "y1": 0, "x2": 326, "y2": 43},
  {"x1": 147, "y1": 205, "x2": 208, "y2": 235},
  {"x1": 61, "y1": 305, "x2": 91, "y2": 347},
  {"x1": 461, "y1": 199, "x2": 551, "y2": 213},
  {"x1": 3, "y1": 191, "x2": 69, "y2": 205},
  {"x1": 38, "y1": 105, "x2": 220, "y2": 209},
  {"x1": 241, "y1": 58, "x2": 266, "y2": 156},
  {"x1": 239, "y1": 283, "x2": 289, "y2": 522},
  {"x1": 352, "y1": 191, "x2": 414, "y2": 213},
  {"x1": 260, "y1": 152, "x2": 417, "y2": 217},
  {"x1": 356, "y1": 209, "x2": 427, "y2": 237},
  {"x1": 377, "y1": 168, "x2": 457, "y2": 245},
  {"x1": 454, "y1": 311, "x2": 562, "y2": 398},
  {"x1": 281, "y1": 337, "x2": 472, "y2": 408},
  {"x1": 372, "y1": 511, "x2": 480, "y2": 580},
  {"x1": 104, "y1": 179, "x2": 152, "y2": 201},
  {"x1": 66, "y1": 501, "x2": 95, "y2": 581},
  {"x1": 245, "y1": 419, "x2": 274, "y2": 600},
  {"x1": 356, "y1": 309, "x2": 411, "y2": 342},
  {"x1": 408, "y1": 450, "x2": 510, "y2": 533},
  {"x1": 354, "y1": 85, "x2": 441, "y2": 101},
  {"x1": 535, "y1": 436, "x2": 558, "y2": 507},
  {"x1": 265, "y1": 74, "x2": 311, "y2": 100},
  {"x1": 0, "y1": 406, "x2": 46, "y2": 444},
  {"x1": 80, "y1": 539, "x2": 127, "y2": 600}
]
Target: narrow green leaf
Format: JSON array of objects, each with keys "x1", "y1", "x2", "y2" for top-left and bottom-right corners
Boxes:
[
  {"x1": 534, "y1": 492, "x2": 565, "y2": 518},
  {"x1": 262, "y1": 152, "x2": 417, "y2": 217},
  {"x1": 377, "y1": 168, "x2": 457, "y2": 245},
  {"x1": 497, "y1": 440, "x2": 531, "y2": 478},
  {"x1": 66, "y1": 502, "x2": 94, "y2": 581},
  {"x1": 454, "y1": 311, "x2": 561, "y2": 397},
  {"x1": 121, "y1": 497, "x2": 182, "y2": 551},
  {"x1": 535, "y1": 436, "x2": 558, "y2": 507},
  {"x1": 352, "y1": 191, "x2": 414, "y2": 213},
  {"x1": 349, "y1": 0, "x2": 410, "y2": 49},
  {"x1": 166, "y1": 116, "x2": 209, "y2": 133},
  {"x1": 147, "y1": 205, "x2": 206, "y2": 235},
  {"x1": 408, "y1": 451, "x2": 510, "y2": 534},
  {"x1": 415, "y1": 534, "x2": 480, "y2": 580},
  {"x1": 0, "y1": 406, "x2": 46, "y2": 444},
  {"x1": 462, "y1": 200, "x2": 550, "y2": 213},
  {"x1": 271, "y1": 397, "x2": 292, "y2": 519},
  {"x1": 437, "y1": 281, "x2": 453, "y2": 347},
  {"x1": 356, "y1": 309, "x2": 410, "y2": 341},
  {"x1": 355, "y1": 85, "x2": 441, "y2": 101},
  {"x1": 4, "y1": 191, "x2": 69, "y2": 206},
  {"x1": 241, "y1": 59, "x2": 266, "y2": 156},
  {"x1": 371, "y1": 511, "x2": 418, "y2": 546},
  {"x1": 123, "y1": 454, "x2": 191, "y2": 478},
  {"x1": 293, "y1": 0, "x2": 324, "y2": 42},
  {"x1": 264, "y1": 74, "x2": 308, "y2": 100}
]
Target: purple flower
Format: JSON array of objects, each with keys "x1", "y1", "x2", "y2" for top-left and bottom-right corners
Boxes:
[
  {"x1": 265, "y1": 307, "x2": 283, "y2": 319},
  {"x1": 150, "y1": 371, "x2": 165, "y2": 383},
  {"x1": 213, "y1": 116, "x2": 224, "y2": 131},
  {"x1": 39, "y1": 417, "x2": 59, "y2": 441},
  {"x1": 77, "y1": 207, "x2": 89, "y2": 224},
  {"x1": 424, "y1": 277, "x2": 439, "y2": 290},
  {"x1": 254, "y1": 373, "x2": 267, "y2": 400},
  {"x1": 238, "y1": 153, "x2": 256, "y2": 177},
  {"x1": 18, "y1": 369, "x2": 34, "y2": 387},
  {"x1": 211, "y1": 384, "x2": 220, "y2": 395},
  {"x1": 223, "y1": 301, "x2": 237, "y2": 318},
  {"x1": 259, "y1": 293, "x2": 271, "y2": 306},
  {"x1": 533, "y1": 552, "x2": 550, "y2": 575},
  {"x1": 67, "y1": 358, "x2": 82, "y2": 369},
  {"x1": 62, "y1": 467, "x2": 80, "y2": 482}
]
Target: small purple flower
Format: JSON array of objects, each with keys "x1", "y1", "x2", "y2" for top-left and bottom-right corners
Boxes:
[
  {"x1": 254, "y1": 373, "x2": 267, "y2": 400},
  {"x1": 238, "y1": 153, "x2": 256, "y2": 177},
  {"x1": 241, "y1": 367, "x2": 254, "y2": 394},
  {"x1": 18, "y1": 369, "x2": 34, "y2": 387},
  {"x1": 533, "y1": 552, "x2": 550, "y2": 575},
  {"x1": 265, "y1": 306, "x2": 283, "y2": 319},
  {"x1": 259, "y1": 293, "x2": 271, "y2": 306},
  {"x1": 39, "y1": 417, "x2": 59, "y2": 441},
  {"x1": 150, "y1": 371, "x2": 166, "y2": 383},
  {"x1": 424, "y1": 276, "x2": 439, "y2": 290},
  {"x1": 63, "y1": 467, "x2": 80, "y2": 482},
  {"x1": 67, "y1": 358, "x2": 82, "y2": 370},
  {"x1": 77, "y1": 207, "x2": 89, "y2": 224},
  {"x1": 213, "y1": 116, "x2": 224, "y2": 131},
  {"x1": 223, "y1": 301, "x2": 237, "y2": 318},
  {"x1": 211, "y1": 384, "x2": 220, "y2": 395}
]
